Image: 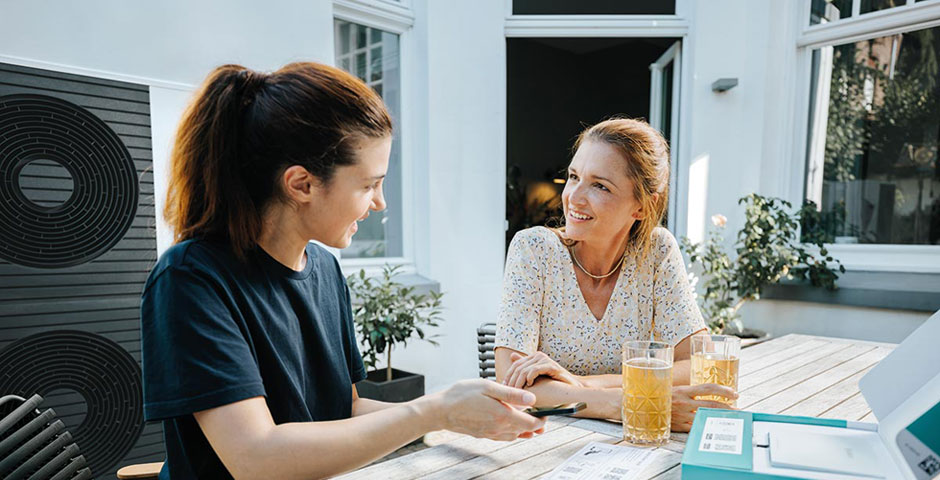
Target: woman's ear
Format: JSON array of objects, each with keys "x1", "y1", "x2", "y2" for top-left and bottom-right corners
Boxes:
[
  {"x1": 632, "y1": 193, "x2": 660, "y2": 220},
  {"x1": 282, "y1": 165, "x2": 317, "y2": 204}
]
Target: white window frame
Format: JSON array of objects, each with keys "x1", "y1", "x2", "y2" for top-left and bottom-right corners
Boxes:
[
  {"x1": 503, "y1": 0, "x2": 693, "y2": 239},
  {"x1": 332, "y1": 0, "x2": 419, "y2": 277},
  {"x1": 789, "y1": 0, "x2": 940, "y2": 273}
]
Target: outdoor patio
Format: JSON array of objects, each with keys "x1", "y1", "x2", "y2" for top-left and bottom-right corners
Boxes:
[{"x1": 1, "y1": 0, "x2": 939, "y2": 479}]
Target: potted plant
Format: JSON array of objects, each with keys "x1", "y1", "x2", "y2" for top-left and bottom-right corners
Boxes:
[
  {"x1": 679, "y1": 194, "x2": 846, "y2": 340},
  {"x1": 346, "y1": 265, "x2": 443, "y2": 402}
]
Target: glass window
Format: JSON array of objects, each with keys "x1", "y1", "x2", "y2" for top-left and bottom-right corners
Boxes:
[
  {"x1": 334, "y1": 19, "x2": 403, "y2": 258},
  {"x1": 512, "y1": 0, "x2": 675, "y2": 15},
  {"x1": 810, "y1": 0, "x2": 853, "y2": 25},
  {"x1": 860, "y1": 0, "x2": 903, "y2": 14},
  {"x1": 804, "y1": 26, "x2": 940, "y2": 246}
]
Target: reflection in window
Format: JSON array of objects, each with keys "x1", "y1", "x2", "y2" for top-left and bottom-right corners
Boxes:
[
  {"x1": 809, "y1": 0, "x2": 852, "y2": 25},
  {"x1": 804, "y1": 26, "x2": 940, "y2": 245},
  {"x1": 334, "y1": 20, "x2": 403, "y2": 258},
  {"x1": 859, "y1": 0, "x2": 903, "y2": 14}
]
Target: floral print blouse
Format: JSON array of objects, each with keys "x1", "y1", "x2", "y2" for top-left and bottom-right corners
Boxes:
[{"x1": 495, "y1": 226, "x2": 706, "y2": 376}]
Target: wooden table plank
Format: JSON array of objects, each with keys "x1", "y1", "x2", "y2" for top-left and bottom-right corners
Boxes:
[
  {"x1": 738, "y1": 338, "x2": 830, "y2": 377},
  {"x1": 738, "y1": 343, "x2": 873, "y2": 409},
  {"x1": 819, "y1": 392, "x2": 873, "y2": 421},
  {"x1": 738, "y1": 334, "x2": 805, "y2": 360},
  {"x1": 743, "y1": 346, "x2": 890, "y2": 413},
  {"x1": 338, "y1": 419, "x2": 573, "y2": 479},
  {"x1": 419, "y1": 426, "x2": 593, "y2": 479},
  {"x1": 780, "y1": 364, "x2": 878, "y2": 417},
  {"x1": 739, "y1": 340, "x2": 852, "y2": 391}
]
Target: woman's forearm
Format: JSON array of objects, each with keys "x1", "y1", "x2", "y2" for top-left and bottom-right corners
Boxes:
[
  {"x1": 198, "y1": 396, "x2": 441, "y2": 480},
  {"x1": 525, "y1": 378, "x2": 621, "y2": 420},
  {"x1": 578, "y1": 374, "x2": 621, "y2": 389},
  {"x1": 264, "y1": 401, "x2": 435, "y2": 478},
  {"x1": 351, "y1": 396, "x2": 395, "y2": 416}
]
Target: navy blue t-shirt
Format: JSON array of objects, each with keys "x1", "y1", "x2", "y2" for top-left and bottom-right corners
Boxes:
[{"x1": 140, "y1": 239, "x2": 366, "y2": 479}]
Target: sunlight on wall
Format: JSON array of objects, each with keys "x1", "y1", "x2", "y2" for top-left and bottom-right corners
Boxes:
[{"x1": 686, "y1": 153, "x2": 710, "y2": 244}]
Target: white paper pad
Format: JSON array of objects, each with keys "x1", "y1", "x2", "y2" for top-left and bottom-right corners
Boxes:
[{"x1": 544, "y1": 441, "x2": 662, "y2": 480}]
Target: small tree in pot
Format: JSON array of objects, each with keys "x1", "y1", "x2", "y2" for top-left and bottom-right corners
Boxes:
[
  {"x1": 680, "y1": 194, "x2": 846, "y2": 336},
  {"x1": 347, "y1": 265, "x2": 443, "y2": 402}
]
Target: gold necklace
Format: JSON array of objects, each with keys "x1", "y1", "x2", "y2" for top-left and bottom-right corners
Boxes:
[{"x1": 568, "y1": 244, "x2": 625, "y2": 280}]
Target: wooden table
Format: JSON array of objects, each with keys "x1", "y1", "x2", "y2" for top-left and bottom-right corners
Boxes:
[{"x1": 340, "y1": 334, "x2": 895, "y2": 480}]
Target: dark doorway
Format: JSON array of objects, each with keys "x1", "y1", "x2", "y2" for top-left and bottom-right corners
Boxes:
[{"x1": 506, "y1": 37, "x2": 678, "y2": 247}]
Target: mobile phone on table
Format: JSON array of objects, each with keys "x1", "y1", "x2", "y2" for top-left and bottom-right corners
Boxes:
[{"x1": 524, "y1": 402, "x2": 587, "y2": 417}]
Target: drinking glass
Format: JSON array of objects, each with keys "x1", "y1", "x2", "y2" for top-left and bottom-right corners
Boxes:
[
  {"x1": 690, "y1": 334, "x2": 741, "y2": 406},
  {"x1": 621, "y1": 340, "x2": 673, "y2": 446}
]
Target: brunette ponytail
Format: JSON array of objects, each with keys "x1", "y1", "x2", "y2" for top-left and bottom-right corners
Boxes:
[{"x1": 164, "y1": 62, "x2": 392, "y2": 258}]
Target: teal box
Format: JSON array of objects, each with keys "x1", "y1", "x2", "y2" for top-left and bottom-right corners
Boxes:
[
  {"x1": 681, "y1": 408, "x2": 869, "y2": 480},
  {"x1": 681, "y1": 309, "x2": 940, "y2": 480}
]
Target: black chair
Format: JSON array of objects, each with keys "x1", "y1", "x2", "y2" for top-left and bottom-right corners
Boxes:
[
  {"x1": 477, "y1": 323, "x2": 496, "y2": 379},
  {"x1": 0, "y1": 393, "x2": 92, "y2": 480}
]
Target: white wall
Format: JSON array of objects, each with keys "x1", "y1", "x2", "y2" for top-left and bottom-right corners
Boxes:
[
  {"x1": 682, "y1": 0, "x2": 772, "y2": 243},
  {"x1": 385, "y1": 0, "x2": 509, "y2": 393}
]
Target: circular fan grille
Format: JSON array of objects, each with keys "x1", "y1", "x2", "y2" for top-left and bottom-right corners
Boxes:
[
  {"x1": 0, "y1": 94, "x2": 139, "y2": 268},
  {"x1": 0, "y1": 330, "x2": 145, "y2": 477}
]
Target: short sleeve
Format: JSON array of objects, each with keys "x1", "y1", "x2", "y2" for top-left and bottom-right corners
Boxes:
[
  {"x1": 341, "y1": 279, "x2": 367, "y2": 384},
  {"x1": 141, "y1": 266, "x2": 265, "y2": 421},
  {"x1": 495, "y1": 231, "x2": 544, "y2": 355},
  {"x1": 650, "y1": 230, "x2": 707, "y2": 345}
]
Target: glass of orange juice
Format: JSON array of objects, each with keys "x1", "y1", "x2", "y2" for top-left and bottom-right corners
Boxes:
[
  {"x1": 690, "y1": 334, "x2": 740, "y2": 406},
  {"x1": 621, "y1": 340, "x2": 673, "y2": 446}
]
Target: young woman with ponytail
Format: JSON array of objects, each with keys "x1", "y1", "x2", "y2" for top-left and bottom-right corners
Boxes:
[
  {"x1": 140, "y1": 63, "x2": 544, "y2": 480},
  {"x1": 494, "y1": 118, "x2": 736, "y2": 432}
]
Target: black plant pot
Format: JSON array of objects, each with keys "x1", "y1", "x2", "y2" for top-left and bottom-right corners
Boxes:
[{"x1": 356, "y1": 368, "x2": 425, "y2": 402}]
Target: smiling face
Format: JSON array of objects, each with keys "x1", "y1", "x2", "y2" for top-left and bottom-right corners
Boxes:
[
  {"x1": 300, "y1": 135, "x2": 391, "y2": 248},
  {"x1": 562, "y1": 139, "x2": 643, "y2": 245}
]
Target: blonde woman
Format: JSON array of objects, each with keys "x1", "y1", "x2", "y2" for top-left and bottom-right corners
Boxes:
[{"x1": 495, "y1": 118, "x2": 735, "y2": 432}]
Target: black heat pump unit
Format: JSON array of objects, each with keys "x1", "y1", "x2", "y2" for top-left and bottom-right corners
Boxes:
[{"x1": 0, "y1": 62, "x2": 163, "y2": 480}]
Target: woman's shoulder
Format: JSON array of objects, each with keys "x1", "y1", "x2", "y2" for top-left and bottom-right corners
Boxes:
[
  {"x1": 647, "y1": 226, "x2": 681, "y2": 262},
  {"x1": 146, "y1": 239, "x2": 236, "y2": 288},
  {"x1": 509, "y1": 226, "x2": 566, "y2": 255}
]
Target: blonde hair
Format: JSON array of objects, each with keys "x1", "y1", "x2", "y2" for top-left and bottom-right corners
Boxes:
[{"x1": 569, "y1": 117, "x2": 670, "y2": 264}]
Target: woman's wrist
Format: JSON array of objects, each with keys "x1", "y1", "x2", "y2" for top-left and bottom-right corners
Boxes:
[{"x1": 407, "y1": 393, "x2": 445, "y2": 433}]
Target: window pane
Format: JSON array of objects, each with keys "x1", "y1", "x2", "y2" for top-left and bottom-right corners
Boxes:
[
  {"x1": 804, "y1": 27, "x2": 940, "y2": 245},
  {"x1": 810, "y1": 0, "x2": 852, "y2": 25},
  {"x1": 334, "y1": 19, "x2": 403, "y2": 258},
  {"x1": 513, "y1": 0, "x2": 674, "y2": 15},
  {"x1": 860, "y1": 0, "x2": 902, "y2": 14}
]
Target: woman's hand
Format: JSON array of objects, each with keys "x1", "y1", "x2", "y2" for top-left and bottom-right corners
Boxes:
[
  {"x1": 502, "y1": 351, "x2": 583, "y2": 389},
  {"x1": 430, "y1": 379, "x2": 546, "y2": 441},
  {"x1": 670, "y1": 383, "x2": 738, "y2": 433}
]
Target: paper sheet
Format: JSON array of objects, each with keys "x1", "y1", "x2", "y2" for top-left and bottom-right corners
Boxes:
[{"x1": 544, "y1": 442, "x2": 662, "y2": 480}]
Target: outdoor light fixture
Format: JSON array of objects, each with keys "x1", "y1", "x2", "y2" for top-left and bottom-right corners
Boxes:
[{"x1": 712, "y1": 77, "x2": 739, "y2": 92}]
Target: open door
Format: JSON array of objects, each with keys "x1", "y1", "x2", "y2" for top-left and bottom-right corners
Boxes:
[{"x1": 649, "y1": 41, "x2": 681, "y2": 231}]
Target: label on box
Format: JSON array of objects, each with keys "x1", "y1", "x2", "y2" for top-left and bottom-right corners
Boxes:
[{"x1": 698, "y1": 417, "x2": 744, "y2": 455}]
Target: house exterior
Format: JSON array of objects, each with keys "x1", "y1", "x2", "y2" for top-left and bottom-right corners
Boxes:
[{"x1": 1, "y1": 0, "x2": 937, "y2": 397}]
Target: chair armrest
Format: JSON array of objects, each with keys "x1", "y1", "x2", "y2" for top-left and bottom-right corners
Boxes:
[{"x1": 116, "y1": 462, "x2": 164, "y2": 479}]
